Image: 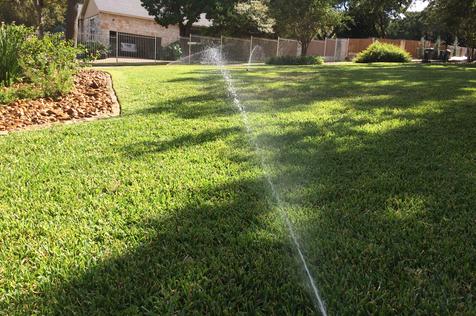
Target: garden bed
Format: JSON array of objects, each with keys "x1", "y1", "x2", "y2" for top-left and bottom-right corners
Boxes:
[{"x1": 0, "y1": 70, "x2": 120, "y2": 134}]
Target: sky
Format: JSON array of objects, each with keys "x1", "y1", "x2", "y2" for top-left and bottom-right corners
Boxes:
[{"x1": 408, "y1": 0, "x2": 429, "y2": 12}]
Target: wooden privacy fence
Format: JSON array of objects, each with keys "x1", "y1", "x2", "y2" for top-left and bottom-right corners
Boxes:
[
  {"x1": 347, "y1": 38, "x2": 433, "y2": 59},
  {"x1": 345, "y1": 38, "x2": 470, "y2": 59}
]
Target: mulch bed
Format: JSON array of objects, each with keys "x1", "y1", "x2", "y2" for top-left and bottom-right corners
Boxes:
[{"x1": 0, "y1": 70, "x2": 120, "y2": 134}]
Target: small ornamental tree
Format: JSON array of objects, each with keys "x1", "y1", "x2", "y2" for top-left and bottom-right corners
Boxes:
[{"x1": 271, "y1": 0, "x2": 343, "y2": 56}]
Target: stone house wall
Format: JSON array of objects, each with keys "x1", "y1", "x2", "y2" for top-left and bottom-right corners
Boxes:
[{"x1": 97, "y1": 13, "x2": 180, "y2": 46}]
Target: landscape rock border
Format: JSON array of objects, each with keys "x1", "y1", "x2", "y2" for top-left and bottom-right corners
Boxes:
[{"x1": 0, "y1": 70, "x2": 121, "y2": 136}]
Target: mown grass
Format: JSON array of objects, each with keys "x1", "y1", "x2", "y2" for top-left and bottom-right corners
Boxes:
[{"x1": 0, "y1": 63, "x2": 475, "y2": 314}]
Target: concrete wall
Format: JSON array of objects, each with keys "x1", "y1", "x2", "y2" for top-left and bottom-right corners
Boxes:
[{"x1": 97, "y1": 13, "x2": 180, "y2": 46}]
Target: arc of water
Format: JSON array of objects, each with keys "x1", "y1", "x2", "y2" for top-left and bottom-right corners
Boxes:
[
  {"x1": 248, "y1": 45, "x2": 262, "y2": 70},
  {"x1": 205, "y1": 47, "x2": 328, "y2": 316}
]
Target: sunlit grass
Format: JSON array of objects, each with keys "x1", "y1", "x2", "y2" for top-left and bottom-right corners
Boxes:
[{"x1": 0, "y1": 63, "x2": 474, "y2": 314}]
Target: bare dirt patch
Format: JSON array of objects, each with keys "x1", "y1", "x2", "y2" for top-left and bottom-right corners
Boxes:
[{"x1": 0, "y1": 70, "x2": 120, "y2": 135}]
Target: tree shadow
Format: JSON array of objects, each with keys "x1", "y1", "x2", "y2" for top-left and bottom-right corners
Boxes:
[
  {"x1": 113, "y1": 63, "x2": 476, "y2": 313},
  {"x1": 121, "y1": 126, "x2": 242, "y2": 158},
  {"x1": 18, "y1": 177, "x2": 316, "y2": 315},
  {"x1": 12, "y1": 64, "x2": 475, "y2": 314},
  {"x1": 254, "y1": 91, "x2": 476, "y2": 313},
  {"x1": 131, "y1": 64, "x2": 476, "y2": 121}
]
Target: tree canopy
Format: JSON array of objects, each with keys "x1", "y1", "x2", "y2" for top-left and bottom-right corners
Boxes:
[
  {"x1": 271, "y1": 0, "x2": 343, "y2": 56},
  {"x1": 209, "y1": 0, "x2": 275, "y2": 37},
  {"x1": 337, "y1": 0, "x2": 413, "y2": 38},
  {"x1": 427, "y1": 0, "x2": 476, "y2": 47},
  {"x1": 140, "y1": 0, "x2": 237, "y2": 37},
  {"x1": 0, "y1": 0, "x2": 66, "y2": 36}
]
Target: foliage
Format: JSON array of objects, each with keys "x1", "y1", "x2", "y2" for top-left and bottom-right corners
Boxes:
[
  {"x1": 78, "y1": 41, "x2": 111, "y2": 61},
  {"x1": 19, "y1": 33, "x2": 80, "y2": 97},
  {"x1": 0, "y1": 0, "x2": 36, "y2": 26},
  {"x1": 354, "y1": 41, "x2": 412, "y2": 63},
  {"x1": 209, "y1": 0, "x2": 275, "y2": 37},
  {"x1": 337, "y1": 0, "x2": 413, "y2": 38},
  {"x1": 161, "y1": 42, "x2": 183, "y2": 60},
  {"x1": 427, "y1": 0, "x2": 476, "y2": 58},
  {"x1": 140, "y1": 0, "x2": 238, "y2": 36},
  {"x1": 386, "y1": 11, "x2": 429, "y2": 40},
  {"x1": 0, "y1": 0, "x2": 67, "y2": 35},
  {"x1": 266, "y1": 55, "x2": 324, "y2": 65},
  {"x1": 0, "y1": 84, "x2": 42, "y2": 104},
  {"x1": 270, "y1": 0, "x2": 343, "y2": 56},
  {"x1": 0, "y1": 23, "x2": 33, "y2": 87}
]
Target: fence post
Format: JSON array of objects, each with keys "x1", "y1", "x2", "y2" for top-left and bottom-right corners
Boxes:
[
  {"x1": 276, "y1": 37, "x2": 280, "y2": 57},
  {"x1": 220, "y1": 35, "x2": 223, "y2": 56},
  {"x1": 400, "y1": 40, "x2": 406, "y2": 50},
  {"x1": 323, "y1": 38, "x2": 328, "y2": 59},
  {"x1": 116, "y1": 32, "x2": 119, "y2": 64},
  {"x1": 250, "y1": 35, "x2": 253, "y2": 61},
  {"x1": 345, "y1": 38, "x2": 350, "y2": 61},
  {"x1": 334, "y1": 38, "x2": 338, "y2": 61},
  {"x1": 188, "y1": 33, "x2": 192, "y2": 64},
  {"x1": 154, "y1": 36, "x2": 157, "y2": 63}
]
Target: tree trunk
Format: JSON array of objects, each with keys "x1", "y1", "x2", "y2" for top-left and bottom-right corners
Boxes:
[
  {"x1": 301, "y1": 40, "x2": 310, "y2": 56},
  {"x1": 65, "y1": 0, "x2": 79, "y2": 44},
  {"x1": 33, "y1": 0, "x2": 45, "y2": 38},
  {"x1": 377, "y1": 15, "x2": 387, "y2": 38},
  {"x1": 179, "y1": 23, "x2": 193, "y2": 37},
  {"x1": 34, "y1": 0, "x2": 45, "y2": 37}
]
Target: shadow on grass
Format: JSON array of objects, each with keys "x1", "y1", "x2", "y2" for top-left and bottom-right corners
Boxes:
[
  {"x1": 14, "y1": 64, "x2": 476, "y2": 314},
  {"x1": 131, "y1": 64, "x2": 476, "y2": 120},
  {"x1": 125, "y1": 63, "x2": 475, "y2": 313},
  {"x1": 20, "y1": 178, "x2": 315, "y2": 314},
  {"x1": 253, "y1": 96, "x2": 476, "y2": 313},
  {"x1": 121, "y1": 126, "x2": 241, "y2": 158}
]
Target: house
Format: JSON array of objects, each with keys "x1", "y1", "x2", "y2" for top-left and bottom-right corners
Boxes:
[{"x1": 78, "y1": 0, "x2": 211, "y2": 59}]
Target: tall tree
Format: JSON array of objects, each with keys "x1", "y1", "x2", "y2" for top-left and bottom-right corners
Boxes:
[
  {"x1": 427, "y1": 0, "x2": 476, "y2": 60},
  {"x1": 387, "y1": 11, "x2": 429, "y2": 40},
  {"x1": 0, "y1": 0, "x2": 36, "y2": 26},
  {"x1": 140, "y1": 0, "x2": 237, "y2": 37},
  {"x1": 33, "y1": 0, "x2": 46, "y2": 36},
  {"x1": 271, "y1": 0, "x2": 343, "y2": 56},
  {"x1": 209, "y1": 0, "x2": 275, "y2": 37},
  {"x1": 0, "y1": 0, "x2": 65, "y2": 35},
  {"x1": 337, "y1": 0, "x2": 413, "y2": 38}
]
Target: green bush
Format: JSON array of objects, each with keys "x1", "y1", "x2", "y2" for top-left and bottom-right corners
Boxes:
[
  {"x1": 266, "y1": 55, "x2": 324, "y2": 65},
  {"x1": 79, "y1": 41, "x2": 111, "y2": 61},
  {"x1": 20, "y1": 33, "x2": 81, "y2": 97},
  {"x1": 161, "y1": 42, "x2": 182, "y2": 61},
  {"x1": 354, "y1": 41, "x2": 412, "y2": 63},
  {"x1": 0, "y1": 85, "x2": 42, "y2": 104},
  {"x1": 0, "y1": 23, "x2": 33, "y2": 87}
]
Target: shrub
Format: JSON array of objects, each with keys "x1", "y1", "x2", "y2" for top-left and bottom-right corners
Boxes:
[
  {"x1": 266, "y1": 55, "x2": 324, "y2": 65},
  {"x1": 20, "y1": 33, "x2": 81, "y2": 97},
  {"x1": 354, "y1": 41, "x2": 412, "y2": 63},
  {"x1": 161, "y1": 42, "x2": 183, "y2": 61},
  {"x1": 79, "y1": 41, "x2": 111, "y2": 61},
  {"x1": 0, "y1": 23, "x2": 34, "y2": 87},
  {"x1": 0, "y1": 84, "x2": 42, "y2": 104}
]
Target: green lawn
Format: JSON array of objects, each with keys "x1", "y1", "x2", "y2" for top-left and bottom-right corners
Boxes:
[{"x1": 0, "y1": 63, "x2": 475, "y2": 314}]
